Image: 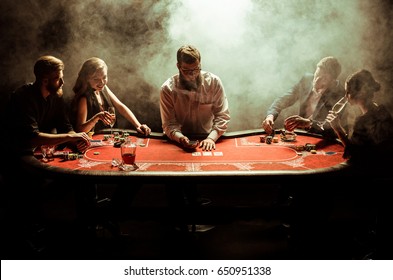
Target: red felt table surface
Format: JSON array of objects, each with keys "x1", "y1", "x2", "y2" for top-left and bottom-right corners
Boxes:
[{"x1": 41, "y1": 133, "x2": 346, "y2": 173}]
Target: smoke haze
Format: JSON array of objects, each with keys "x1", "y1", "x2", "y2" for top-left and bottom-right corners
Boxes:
[{"x1": 1, "y1": 0, "x2": 392, "y2": 132}]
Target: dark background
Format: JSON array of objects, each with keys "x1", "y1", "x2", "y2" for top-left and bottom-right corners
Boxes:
[{"x1": 1, "y1": 0, "x2": 393, "y2": 132}]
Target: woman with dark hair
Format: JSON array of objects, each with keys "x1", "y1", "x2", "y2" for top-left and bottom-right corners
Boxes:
[
  {"x1": 326, "y1": 69, "x2": 393, "y2": 259},
  {"x1": 327, "y1": 69, "x2": 393, "y2": 170}
]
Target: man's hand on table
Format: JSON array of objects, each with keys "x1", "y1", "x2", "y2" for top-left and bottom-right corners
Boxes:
[{"x1": 200, "y1": 138, "x2": 215, "y2": 151}]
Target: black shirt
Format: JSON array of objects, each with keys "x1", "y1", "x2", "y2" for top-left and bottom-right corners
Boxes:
[
  {"x1": 345, "y1": 103, "x2": 393, "y2": 172},
  {"x1": 9, "y1": 83, "x2": 73, "y2": 153}
]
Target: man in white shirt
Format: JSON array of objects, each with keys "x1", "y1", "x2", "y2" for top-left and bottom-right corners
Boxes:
[
  {"x1": 160, "y1": 45, "x2": 230, "y2": 151},
  {"x1": 159, "y1": 45, "x2": 231, "y2": 232}
]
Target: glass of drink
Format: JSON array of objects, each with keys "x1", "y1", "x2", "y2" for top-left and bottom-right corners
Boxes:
[
  {"x1": 107, "y1": 106, "x2": 116, "y2": 136},
  {"x1": 120, "y1": 138, "x2": 137, "y2": 171},
  {"x1": 317, "y1": 96, "x2": 348, "y2": 130},
  {"x1": 40, "y1": 145, "x2": 55, "y2": 162}
]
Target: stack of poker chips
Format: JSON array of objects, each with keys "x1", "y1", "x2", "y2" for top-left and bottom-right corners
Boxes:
[
  {"x1": 266, "y1": 136, "x2": 273, "y2": 144},
  {"x1": 62, "y1": 151, "x2": 80, "y2": 160},
  {"x1": 295, "y1": 145, "x2": 305, "y2": 151},
  {"x1": 260, "y1": 131, "x2": 277, "y2": 144},
  {"x1": 304, "y1": 143, "x2": 316, "y2": 151}
]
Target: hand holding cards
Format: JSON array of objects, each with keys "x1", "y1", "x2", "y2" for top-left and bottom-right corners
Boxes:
[
  {"x1": 183, "y1": 140, "x2": 199, "y2": 151},
  {"x1": 187, "y1": 140, "x2": 199, "y2": 149},
  {"x1": 180, "y1": 136, "x2": 199, "y2": 151}
]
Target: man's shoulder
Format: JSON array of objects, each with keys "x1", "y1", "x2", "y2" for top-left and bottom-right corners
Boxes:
[
  {"x1": 161, "y1": 74, "x2": 178, "y2": 89},
  {"x1": 11, "y1": 83, "x2": 36, "y2": 102},
  {"x1": 289, "y1": 73, "x2": 313, "y2": 89},
  {"x1": 202, "y1": 71, "x2": 220, "y2": 80},
  {"x1": 201, "y1": 71, "x2": 223, "y2": 86},
  {"x1": 375, "y1": 104, "x2": 393, "y2": 121},
  {"x1": 13, "y1": 83, "x2": 34, "y2": 94}
]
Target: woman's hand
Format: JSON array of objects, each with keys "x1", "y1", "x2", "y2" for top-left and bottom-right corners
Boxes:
[
  {"x1": 137, "y1": 124, "x2": 151, "y2": 136},
  {"x1": 95, "y1": 111, "x2": 114, "y2": 126},
  {"x1": 325, "y1": 110, "x2": 340, "y2": 129}
]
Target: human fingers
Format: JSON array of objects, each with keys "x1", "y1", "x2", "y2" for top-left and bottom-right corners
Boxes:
[
  {"x1": 79, "y1": 132, "x2": 91, "y2": 142},
  {"x1": 284, "y1": 115, "x2": 299, "y2": 125},
  {"x1": 179, "y1": 136, "x2": 189, "y2": 146},
  {"x1": 76, "y1": 139, "x2": 90, "y2": 153},
  {"x1": 262, "y1": 120, "x2": 273, "y2": 134},
  {"x1": 201, "y1": 139, "x2": 215, "y2": 151},
  {"x1": 326, "y1": 113, "x2": 338, "y2": 123},
  {"x1": 285, "y1": 115, "x2": 302, "y2": 129},
  {"x1": 98, "y1": 111, "x2": 111, "y2": 125},
  {"x1": 144, "y1": 125, "x2": 151, "y2": 135},
  {"x1": 138, "y1": 124, "x2": 151, "y2": 136},
  {"x1": 284, "y1": 119, "x2": 292, "y2": 131},
  {"x1": 284, "y1": 120, "x2": 296, "y2": 131}
]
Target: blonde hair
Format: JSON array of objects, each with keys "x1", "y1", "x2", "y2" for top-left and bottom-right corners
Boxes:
[{"x1": 72, "y1": 57, "x2": 108, "y2": 98}]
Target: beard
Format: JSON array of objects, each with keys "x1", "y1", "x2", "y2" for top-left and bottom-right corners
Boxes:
[
  {"x1": 47, "y1": 83, "x2": 63, "y2": 97},
  {"x1": 312, "y1": 81, "x2": 328, "y2": 95},
  {"x1": 179, "y1": 73, "x2": 202, "y2": 91}
]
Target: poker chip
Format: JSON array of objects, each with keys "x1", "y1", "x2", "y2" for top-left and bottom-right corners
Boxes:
[
  {"x1": 64, "y1": 153, "x2": 79, "y2": 160},
  {"x1": 266, "y1": 136, "x2": 273, "y2": 144},
  {"x1": 295, "y1": 145, "x2": 305, "y2": 151},
  {"x1": 113, "y1": 141, "x2": 122, "y2": 148},
  {"x1": 305, "y1": 143, "x2": 316, "y2": 151},
  {"x1": 280, "y1": 130, "x2": 297, "y2": 142}
]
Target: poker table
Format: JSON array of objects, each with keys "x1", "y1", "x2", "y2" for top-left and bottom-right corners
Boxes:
[{"x1": 22, "y1": 128, "x2": 349, "y2": 185}]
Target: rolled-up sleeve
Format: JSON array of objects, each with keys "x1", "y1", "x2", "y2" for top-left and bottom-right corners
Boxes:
[
  {"x1": 209, "y1": 77, "x2": 230, "y2": 141},
  {"x1": 160, "y1": 83, "x2": 183, "y2": 141}
]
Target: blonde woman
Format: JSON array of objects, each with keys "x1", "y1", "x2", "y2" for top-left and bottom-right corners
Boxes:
[{"x1": 71, "y1": 57, "x2": 151, "y2": 135}]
